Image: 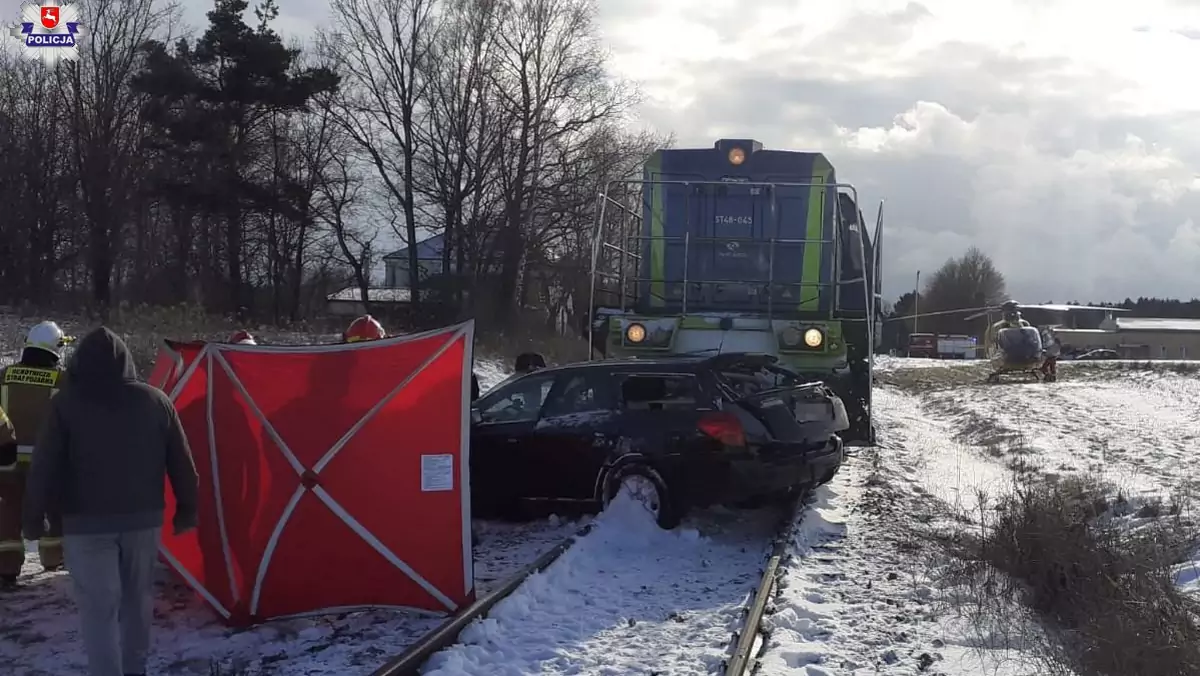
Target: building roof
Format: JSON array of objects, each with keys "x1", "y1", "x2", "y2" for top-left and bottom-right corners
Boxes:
[
  {"x1": 1116, "y1": 317, "x2": 1200, "y2": 333},
  {"x1": 382, "y1": 234, "x2": 444, "y2": 261},
  {"x1": 325, "y1": 287, "x2": 412, "y2": 303}
]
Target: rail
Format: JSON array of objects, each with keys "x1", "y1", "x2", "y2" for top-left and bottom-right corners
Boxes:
[
  {"x1": 370, "y1": 522, "x2": 595, "y2": 676},
  {"x1": 373, "y1": 493, "x2": 807, "y2": 676},
  {"x1": 723, "y1": 490, "x2": 808, "y2": 676}
]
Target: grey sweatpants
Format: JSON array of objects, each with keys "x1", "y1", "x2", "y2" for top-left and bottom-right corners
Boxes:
[{"x1": 63, "y1": 528, "x2": 160, "y2": 676}]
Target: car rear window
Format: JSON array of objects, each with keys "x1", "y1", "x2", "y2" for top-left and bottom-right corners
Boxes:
[{"x1": 620, "y1": 374, "x2": 698, "y2": 411}]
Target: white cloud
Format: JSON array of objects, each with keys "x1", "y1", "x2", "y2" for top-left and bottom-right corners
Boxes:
[
  {"x1": 598, "y1": 0, "x2": 1200, "y2": 302},
  {"x1": 169, "y1": 0, "x2": 1200, "y2": 301}
]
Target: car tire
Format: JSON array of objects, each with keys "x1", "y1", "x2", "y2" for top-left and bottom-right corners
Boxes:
[{"x1": 602, "y1": 463, "x2": 681, "y2": 530}]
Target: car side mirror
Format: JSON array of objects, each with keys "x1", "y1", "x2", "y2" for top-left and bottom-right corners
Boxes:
[{"x1": 470, "y1": 409, "x2": 482, "y2": 424}]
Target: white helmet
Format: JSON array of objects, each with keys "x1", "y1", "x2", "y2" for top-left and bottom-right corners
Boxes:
[{"x1": 26, "y1": 321, "x2": 66, "y2": 356}]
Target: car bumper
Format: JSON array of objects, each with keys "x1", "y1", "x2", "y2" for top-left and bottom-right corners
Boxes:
[{"x1": 676, "y1": 436, "x2": 844, "y2": 506}]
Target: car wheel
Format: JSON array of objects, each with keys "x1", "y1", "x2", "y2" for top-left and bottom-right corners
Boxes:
[{"x1": 603, "y1": 464, "x2": 680, "y2": 529}]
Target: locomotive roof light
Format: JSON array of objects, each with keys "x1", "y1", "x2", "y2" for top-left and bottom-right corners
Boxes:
[{"x1": 728, "y1": 147, "x2": 745, "y2": 165}]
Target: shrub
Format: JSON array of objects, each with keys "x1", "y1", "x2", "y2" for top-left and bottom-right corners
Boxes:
[{"x1": 930, "y1": 474, "x2": 1200, "y2": 676}]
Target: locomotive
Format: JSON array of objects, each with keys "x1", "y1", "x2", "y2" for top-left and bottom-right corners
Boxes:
[{"x1": 587, "y1": 139, "x2": 884, "y2": 445}]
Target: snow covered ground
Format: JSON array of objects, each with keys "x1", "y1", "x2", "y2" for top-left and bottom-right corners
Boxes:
[
  {"x1": 2, "y1": 352, "x2": 525, "y2": 675},
  {"x1": 421, "y1": 496, "x2": 787, "y2": 676},
  {"x1": 873, "y1": 355, "x2": 985, "y2": 371},
  {"x1": 13, "y1": 353, "x2": 1197, "y2": 675},
  {"x1": 473, "y1": 358, "x2": 511, "y2": 392},
  {"x1": 920, "y1": 365, "x2": 1200, "y2": 499},
  {"x1": 2, "y1": 515, "x2": 584, "y2": 675},
  {"x1": 404, "y1": 356, "x2": 1088, "y2": 675},
  {"x1": 755, "y1": 386, "x2": 1051, "y2": 676},
  {"x1": 418, "y1": 386, "x2": 1054, "y2": 676}
]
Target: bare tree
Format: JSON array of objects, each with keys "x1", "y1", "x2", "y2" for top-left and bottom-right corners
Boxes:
[
  {"x1": 488, "y1": 0, "x2": 636, "y2": 323},
  {"x1": 305, "y1": 88, "x2": 377, "y2": 312},
  {"x1": 322, "y1": 0, "x2": 441, "y2": 308},
  {"x1": 415, "y1": 0, "x2": 505, "y2": 305},
  {"x1": 62, "y1": 0, "x2": 178, "y2": 313},
  {"x1": 0, "y1": 0, "x2": 651, "y2": 331}
]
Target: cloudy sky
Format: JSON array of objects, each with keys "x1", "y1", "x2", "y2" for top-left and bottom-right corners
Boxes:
[{"x1": 31, "y1": 0, "x2": 1200, "y2": 303}]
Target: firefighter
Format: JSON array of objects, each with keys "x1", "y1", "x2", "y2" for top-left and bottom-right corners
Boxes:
[
  {"x1": 343, "y1": 315, "x2": 386, "y2": 343},
  {"x1": 0, "y1": 320, "x2": 70, "y2": 580},
  {"x1": 0, "y1": 403, "x2": 20, "y2": 588},
  {"x1": 230, "y1": 330, "x2": 256, "y2": 345}
]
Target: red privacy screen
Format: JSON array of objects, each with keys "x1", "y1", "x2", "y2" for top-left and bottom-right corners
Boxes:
[{"x1": 150, "y1": 322, "x2": 475, "y2": 625}]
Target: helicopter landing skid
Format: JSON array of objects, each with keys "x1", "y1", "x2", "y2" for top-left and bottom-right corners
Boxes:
[{"x1": 986, "y1": 368, "x2": 1043, "y2": 384}]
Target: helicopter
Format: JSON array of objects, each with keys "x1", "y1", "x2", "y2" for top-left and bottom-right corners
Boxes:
[{"x1": 886, "y1": 301, "x2": 1128, "y2": 383}]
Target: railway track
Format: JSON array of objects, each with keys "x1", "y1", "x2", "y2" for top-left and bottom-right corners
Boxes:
[
  {"x1": 371, "y1": 492, "x2": 810, "y2": 676},
  {"x1": 371, "y1": 522, "x2": 595, "y2": 676},
  {"x1": 723, "y1": 491, "x2": 809, "y2": 676}
]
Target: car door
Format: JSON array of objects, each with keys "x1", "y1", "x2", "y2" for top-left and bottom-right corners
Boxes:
[
  {"x1": 470, "y1": 372, "x2": 559, "y2": 509},
  {"x1": 526, "y1": 371, "x2": 621, "y2": 503}
]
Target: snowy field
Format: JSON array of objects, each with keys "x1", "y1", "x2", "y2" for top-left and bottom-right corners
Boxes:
[{"x1": 9, "y1": 352, "x2": 1198, "y2": 674}]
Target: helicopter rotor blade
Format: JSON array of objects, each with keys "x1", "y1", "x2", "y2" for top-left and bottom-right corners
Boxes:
[{"x1": 884, "y1": 305, "x2": 995, "y2": 323}]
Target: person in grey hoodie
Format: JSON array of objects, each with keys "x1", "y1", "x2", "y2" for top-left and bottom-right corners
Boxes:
[{"x1": 22, "y1": 327, "x2": 199, "y2": 676}]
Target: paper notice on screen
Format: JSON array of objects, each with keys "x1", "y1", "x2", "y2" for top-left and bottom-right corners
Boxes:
[{"x1": 421, "y1": 454, "x2": 454, "y2": 492}]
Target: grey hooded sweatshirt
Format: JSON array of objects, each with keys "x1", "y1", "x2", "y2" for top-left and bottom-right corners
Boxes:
[{"x1": 22, "y1": 327, "x2": 199, "y2": 537}]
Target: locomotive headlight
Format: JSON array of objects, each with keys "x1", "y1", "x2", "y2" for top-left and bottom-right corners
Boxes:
[
  {"x1": 803, "y1": 328, "x2": 824, "y2": 348},
  {"x1": 728, "y1": 147, "x2": 745, "y2": 165},
  {"x1": 780, "y1": 326, "x2": 801, "y2": 347},
  {"x1": 626, "y1": 323, "x2": 647, "y2": 343}
]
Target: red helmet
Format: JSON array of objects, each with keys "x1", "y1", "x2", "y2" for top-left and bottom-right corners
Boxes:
[
  {"x1": 230, "y1": 330, "x2": 256, "y2": 345},
  {"x1": 344, "y1": 315, "x2": 386, "y2": 343}
]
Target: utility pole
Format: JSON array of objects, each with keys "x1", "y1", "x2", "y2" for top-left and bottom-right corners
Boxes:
[{"x1": 912, "y1": 270, "x2": 920, "y2": 334}]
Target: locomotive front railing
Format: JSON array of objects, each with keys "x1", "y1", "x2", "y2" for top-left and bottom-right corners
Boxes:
[
  {"x1": 610, "y1": 234, "x2": 838, "y2": 314},
  {"x1": 588, "y1": 178, "x2": 874, "y2": 362}
]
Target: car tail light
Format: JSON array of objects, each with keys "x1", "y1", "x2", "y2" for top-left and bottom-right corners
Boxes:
[{"x1": 698, "y1": 412, "x2": 746, "y2": 447}]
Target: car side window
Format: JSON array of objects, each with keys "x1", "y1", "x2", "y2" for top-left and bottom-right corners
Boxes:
[
  {"x1": 477, "y1": 374, "x2": 556, "y2": 424},
  {"x1": 542, "y1": 372, "x2": 615, "y2": 418},
  {"x1": 620, "y1": 374, "x2": 698, "y2": 411}
]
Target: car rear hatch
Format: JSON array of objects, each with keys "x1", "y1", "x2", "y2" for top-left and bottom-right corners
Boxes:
[{"x1": 705, "y1": 353, "x2": 841, "y2": 445}]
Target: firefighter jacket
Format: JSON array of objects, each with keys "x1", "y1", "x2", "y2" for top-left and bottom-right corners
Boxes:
[{"x1": 0, "y1": 361, "x2": 66, "y2": 468}]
